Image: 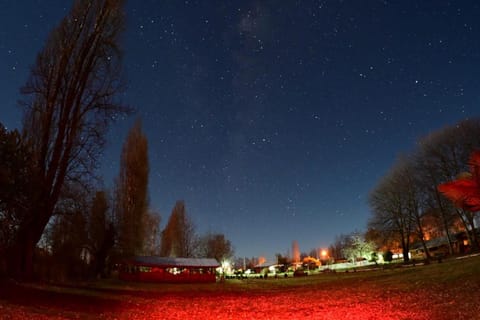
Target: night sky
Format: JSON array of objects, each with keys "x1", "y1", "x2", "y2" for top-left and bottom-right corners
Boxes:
[{"x1": 1, "y1": 1, "x2": 480, "y2": 261}]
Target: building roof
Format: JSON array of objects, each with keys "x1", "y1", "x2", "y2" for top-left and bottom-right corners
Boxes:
[
  {"x1": 411, "y1": 236, "x2": 452, "y2": 250},
  {"x1": 127, "y1": 256, "x2": 220, "y2": 268},
  {"x1": 254, "y1": 261, "x2": 277, "y2": 268}
]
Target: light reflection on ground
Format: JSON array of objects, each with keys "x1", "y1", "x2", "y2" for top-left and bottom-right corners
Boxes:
[{"x1": 2, "y1": 258, "x2": 480, "y2": 320}]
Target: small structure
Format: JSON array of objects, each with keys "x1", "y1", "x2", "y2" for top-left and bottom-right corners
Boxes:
[
  {"x1": 253, "y1": 261, "x2": 280, "y2": 276},
  {"x1": 410, "y1": 231, "x2": 473, "y2": 259},
  {"x1": 119, "y1": 256, "x2": 219, "y2": 283}
]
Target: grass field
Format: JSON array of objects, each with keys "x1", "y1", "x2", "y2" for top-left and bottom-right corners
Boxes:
[{"x1": 1, "y1": 255, "x2": 479, "y2": 319}]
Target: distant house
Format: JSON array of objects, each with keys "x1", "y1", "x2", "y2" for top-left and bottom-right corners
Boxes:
[
  {"x1": 119, "y1": 256, "x2": 219, "y2": 283},
  {"x1": 253, "y1": 261, "x2": 281, "y2": 275},
  {"x1": 410, "y1": 231, "x2": 472, "y2": 258}
]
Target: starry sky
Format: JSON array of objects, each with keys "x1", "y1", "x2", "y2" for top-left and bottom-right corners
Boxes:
[{"x1": 1, "y1": 1, "x2": 480, "y2": 261}]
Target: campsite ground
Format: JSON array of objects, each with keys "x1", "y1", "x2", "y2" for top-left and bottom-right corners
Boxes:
[{"x1": 1, "y1": 255, "x2": 479, "y2": 319}]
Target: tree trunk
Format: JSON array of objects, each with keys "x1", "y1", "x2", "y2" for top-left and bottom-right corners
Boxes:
[
  {"x1": 443, "y1": 221, "x2": 455, "y2": 255},
  {"x1": 466, "y1": 215, "x2": 480, "y2": 252},
  {"x1": 399, "y1": 232, "x2": 410, "y2": 263},
  {"x1": 402, "y1": 246, "x2": 410, "y2": 263},
  {"x1": 7, "y1": 207, "x2": 51, "y2": 280},
  {"x1": 457, "y1": 209, "x2": 480, "y2": 252},
  {"x1": 435, "y1": 191, "x2": 455, "y2": 255},
  {"x1": 418, "y1": 237, "x2": 431, "y2": 262},
  {"x1": 415, "y1": 212, "x2": 431, "y2": 261},
  {"x1": 7, "y1": 231, "x2": 36, "y2": 280}
]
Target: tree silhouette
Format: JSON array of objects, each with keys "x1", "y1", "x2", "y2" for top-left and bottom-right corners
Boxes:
[
  {"x1": 369, "y1": 159, "x2": 415, "y2": 263},
  {"x1": 115, "y1": 120, "x2": 149, "y2": 258},
  {"x1": 142, "y1": 209, "x2": 161, "y2": 256},
  {"x1": 416, "y1": 119, "x2": 480, "y2": 254},
  {"x1": 198, "y1": 233, "x2": 233, "y2": 262},
  {"x1": 7, "y1": 0, "x2": 128, "y2": 279},
  {"x1": 160, "y1": 201, "x2": 197, "y2": 258},
  {"x1": 438, "y1": 151, "x2": 480, "y2": 250},
  {"x1": 89, "y1": 190, "x2": 114, "y2": 278},
  {"x1": 292, "y1": 240, "x2": 300, "y2": 263}
]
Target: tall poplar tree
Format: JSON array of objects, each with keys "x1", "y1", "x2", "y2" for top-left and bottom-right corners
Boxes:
[
  {"x1": 160, "y1": 201, "x2": 197, "y2": 258},
  {"x1": 115, "y1": 120, "x2": 149, "y2": 258}
]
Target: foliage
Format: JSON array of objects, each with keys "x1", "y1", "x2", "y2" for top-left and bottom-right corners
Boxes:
[
  {"x1": 341, "y1": 232, "x2": 376, "y2": 264},
  {"x1": 383, "y1": 250, "x2": 393, "y2": 263},
  {"x1": 437, "y1": 151, "x2": 480, "y2": 251}
]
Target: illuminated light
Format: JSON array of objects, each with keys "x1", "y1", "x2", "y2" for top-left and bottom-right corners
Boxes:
[
  {"x1": 219, "y1": 260, "x2": 232, "y2": 276},
  {"x1": 268, "y1": 265, "x2": 276, "y2": 274}
]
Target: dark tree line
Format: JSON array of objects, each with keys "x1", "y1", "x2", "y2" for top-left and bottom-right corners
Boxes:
[{"x1": 368, "y1": 119, "x2": 480, "y2": 262}]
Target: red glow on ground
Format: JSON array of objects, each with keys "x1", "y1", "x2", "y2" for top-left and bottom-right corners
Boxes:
[{"x1": 0, "y1": 281, "x2": 455, "y2": 320}]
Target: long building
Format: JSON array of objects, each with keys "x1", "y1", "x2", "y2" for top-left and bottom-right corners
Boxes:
[{"x1": 119, "y1": 256, "x2": 219, "y2": 283}]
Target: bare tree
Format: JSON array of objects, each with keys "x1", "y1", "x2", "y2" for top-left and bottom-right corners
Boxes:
[
  {"x1": 369, "y1": 159, "x2": 415, "y2": 263},
  {"x1": 198, "y1": 233, "x2": 234, "y2": 262},
  {"x1": 341, "y1": 232, "x2": 376, "y2": 264},
  {"x1": 401, "y1": 157, "x2": 433, "y2": 261},
  {"x1": 329, "y1": 234, "x2": 350, "y2": 261},
  {"x1": 368, "y1": 119, "x2": 480, "y2": 261},
  {"x1": 160, "y1": 201, "x2": 197, "y2": 258},
  {"x1": 417, "y1": 119, "x2": 480, "y2": 251},
  {"x1": 7, "y1": 0, "x2": 128, "y2": 279},
  {"x1": 115, "y1": 120, "x2": 149, "y2": 258}
]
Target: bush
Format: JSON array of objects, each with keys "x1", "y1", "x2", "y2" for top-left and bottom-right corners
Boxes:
[{"x1": 383, "y1": 250, "x2": 393, "y2": 263}]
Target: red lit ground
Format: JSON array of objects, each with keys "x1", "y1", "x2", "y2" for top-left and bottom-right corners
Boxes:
[{"x1": 1, "y1": 257, "x2": 479, "y2": 320}]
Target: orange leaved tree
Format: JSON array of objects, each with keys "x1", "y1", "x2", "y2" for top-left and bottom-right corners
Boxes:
[{"x1": 438, "y1": 151, "x2": 480, "y2": 251}]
